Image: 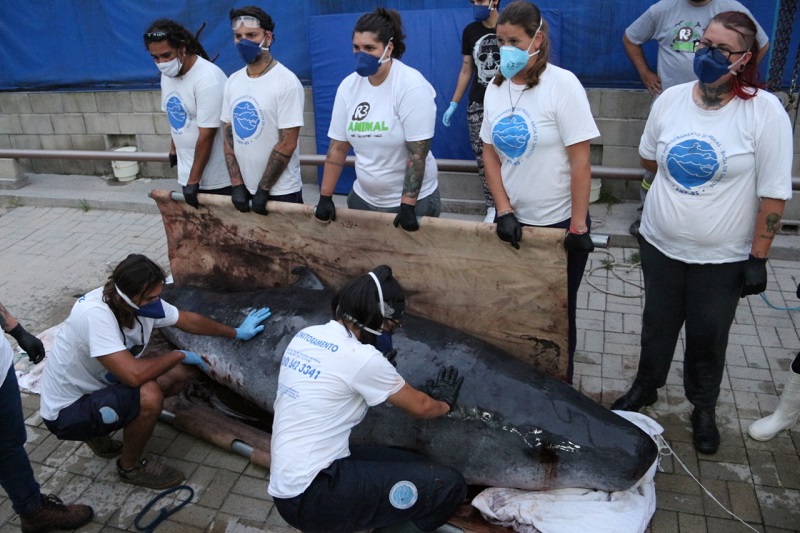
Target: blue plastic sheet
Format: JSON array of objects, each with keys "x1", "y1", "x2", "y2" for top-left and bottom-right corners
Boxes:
[{"x1": 0, "y1": 0, "x2": 790, "y2": 91}]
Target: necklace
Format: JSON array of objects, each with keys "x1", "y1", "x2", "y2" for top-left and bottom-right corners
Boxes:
[
  {"x1": 248, "y1": 56, "x2": 274, "y2": 78},
  {"x1": 508, "y1": 81, "x2": 527, "y2": 116}
]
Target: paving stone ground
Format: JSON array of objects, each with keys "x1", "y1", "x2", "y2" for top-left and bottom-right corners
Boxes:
[{"x1": 0, "y1": 204, "x2": 798, "y2": 533}]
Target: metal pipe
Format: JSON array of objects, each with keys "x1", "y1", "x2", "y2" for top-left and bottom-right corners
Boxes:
[
  {"x1": 1, "y1": 148, "x2": 798, "y2": 188},
  {"x1": 231, "y1": 439, "x2": 255, "y2": 458}
]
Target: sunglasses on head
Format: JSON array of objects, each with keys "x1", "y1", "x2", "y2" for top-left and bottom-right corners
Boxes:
[{"x1": 144, "y1": 31, "x2": 168, "y2": 43}]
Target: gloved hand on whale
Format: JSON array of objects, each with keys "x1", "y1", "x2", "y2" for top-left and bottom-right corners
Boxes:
[
  {"x1": 178, "y1": 350, "x2": 209, "y2": 372},
  {"x1": 235, "y1": 308, "x2": 272, "y2": 340},
  {"x1": 424, "y1": 365, "x2": 464, "y2": 409}
]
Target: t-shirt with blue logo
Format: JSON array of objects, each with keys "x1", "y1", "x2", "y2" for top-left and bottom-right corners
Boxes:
[
  {"x1": 160, "y1": 57, "x2": 230, "y2": 190},
  {"x1": 638, "y1": 82, "x2": 792, "y2": 263},
  {"x1": 221, "y1": 62, "x2": 304, "y2": 195},
  {"x1": 480, "y1": 64, "x2": 599, "y2": 226}
]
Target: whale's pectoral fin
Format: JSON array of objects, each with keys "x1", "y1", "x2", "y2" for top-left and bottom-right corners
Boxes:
[{"x1": 290, "y1": 266, "x2": 327, "y2": 291}]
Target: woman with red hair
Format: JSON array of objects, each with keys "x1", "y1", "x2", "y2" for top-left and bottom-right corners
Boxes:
[{"x1": 611, "y1": 11, "x2": 793, "y2": 455}]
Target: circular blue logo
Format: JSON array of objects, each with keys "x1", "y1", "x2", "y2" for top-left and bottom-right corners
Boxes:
[
  {"x1": 388, "y1": 480, "x2": 418, "y2": 510},
  {"x1": 492, "y1": 115, "x2": 530, "y2": 160},
  {"x1": 166, "y1": 96, "x2": 186, "y2": 130},
  {"x1": 233, "y1": 101, "x2": 261, "y2": 140},
  {"x1": 666, "y1": 139, "x2": 719, "y2": 189}
]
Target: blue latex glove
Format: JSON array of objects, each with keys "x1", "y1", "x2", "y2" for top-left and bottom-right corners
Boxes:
[
  {"x1": 178, "y1": 350, "x2": 208, "y2": 372},
  {"x1": 236, "y1": 307, "x2": 272, "y2": 340},
  {"x1": 442, "y1": 101, "x2": 458, "y2": 127}
]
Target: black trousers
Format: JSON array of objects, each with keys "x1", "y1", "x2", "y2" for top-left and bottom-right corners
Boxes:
[
  {"x1": 273, "y1": 446, "x2": 466, "y2": 533},
  {"x1": 522, "y1": 215, "x2": 591, "y2": 383},
  {"x1": 635, "y1": 237, "x2": 745, "y2": 408}
]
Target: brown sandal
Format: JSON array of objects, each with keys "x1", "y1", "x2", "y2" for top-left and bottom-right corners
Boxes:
[{"x1": 84, "y1": 435, "x2": 123, "y2": 458}]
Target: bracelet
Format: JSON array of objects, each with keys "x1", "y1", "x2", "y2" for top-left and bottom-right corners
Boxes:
[
  {"x1": 568, "y1": 225, "x2": 588, "y2": 235},
  {"x1": 497, "y1": 209, "x2": 515, "y2": 217}
]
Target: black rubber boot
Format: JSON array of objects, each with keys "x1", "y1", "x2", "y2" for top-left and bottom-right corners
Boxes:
[
  {"x1": 691, "y1": 406, "x2": 720, "y2": 454},
  {"x1": 610, "y1": 381, "x2": 658, "y2": 412}
]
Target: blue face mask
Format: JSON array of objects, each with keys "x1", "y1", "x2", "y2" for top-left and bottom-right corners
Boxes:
[
  {"x1": 354, "y1": 39, "x2": 392, "y2": 77},
  {"x1": 692, "y1": 46, "x2": 737, "y2": 84},
  {"x1": 135, "y1": 299, "x2": 166, "y2": 319},
  {"x1": 473, "y1": 4, "x2": 491, "y2": 21},
  {"x1": 499, "y1": 19, "x2": 542, "y2": 79},
  {"x1": 375, "y1": 331, "x2": 393, "y2": 354},
  {"x1": 114, "y1": 283, "x2": 167, "y2": 319},
  {"x1": 237, "y1": 37, "x2": 265, "y2": 65}
]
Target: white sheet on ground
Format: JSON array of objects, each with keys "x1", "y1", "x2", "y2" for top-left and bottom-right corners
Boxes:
[
  {"x1": 471, "y1": 411, "x2": 662, "y2": 533},
  {"x1": 14, "y1": 322, "x2": 62, "y2": 394}
]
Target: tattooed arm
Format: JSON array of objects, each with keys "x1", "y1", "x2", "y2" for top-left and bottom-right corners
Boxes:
[
  {"x1": 319, "y1": 139, "x2": 352, "y2": 196},
  {"x1": 0, "y1": 301, "x2": 20, "y2": 333},
  {"x1": 751, "y1": 197, "x2": 785, "y2": 259},
  {"x1": 401, "y1": 138, "x2": 432, "y2": 206},
  {"x1": 257, "y1": 127, "x2": 300, "y2": 191},
  {"x1": 222, "y1": 122, "x2": 245, "y2": 187}
]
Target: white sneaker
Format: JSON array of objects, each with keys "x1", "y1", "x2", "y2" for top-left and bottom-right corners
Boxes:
[{"x1": 483, "y1": 207, "x2": 496, "y2": 223}]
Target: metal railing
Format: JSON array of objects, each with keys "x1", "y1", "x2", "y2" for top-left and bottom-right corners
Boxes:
[{"x1": 0, "y1": 148, "x2": 797, "y2": 189}]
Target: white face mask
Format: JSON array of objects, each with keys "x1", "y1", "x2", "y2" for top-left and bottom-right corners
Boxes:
[{"x1": 156, "y1": 57, "x2": 182, "y2": 78}]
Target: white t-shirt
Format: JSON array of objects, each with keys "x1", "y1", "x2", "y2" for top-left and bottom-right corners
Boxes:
[
  {"x1": 480, "y1": 64, "x2": 600, "y2": 225},
  {"x1": 40, "y1": 287, "x2": 180, "y2": 421},
  {"x1": 268, "y1": 320, "x2": 404, "y2": 499},
  {"x1": 221, "y1": 62, "x2": 304, "y2": 195},
  {"x1": 328, "y1": 60, "x2": 438, "y2": 208},
  {"x1": 625, "y1": 0, "x2": 768, "y2": 90},
  {"x1": 639, "y1": 83, "x2": 793, "y2": 263},
  {"x1": 0, "y1": 334, "x2": 12, "y2": 389},
  {"x1": 161, "y1": 56, "x2": 230, "y2": 190}
]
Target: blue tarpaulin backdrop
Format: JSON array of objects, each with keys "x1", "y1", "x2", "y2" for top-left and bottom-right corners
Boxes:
[
  {"x1": 0, "y1": 0, "x2": 793, "y2": 90},
  {"x1": 0, "y1": 0, "x2": 796, "y2": 163}
]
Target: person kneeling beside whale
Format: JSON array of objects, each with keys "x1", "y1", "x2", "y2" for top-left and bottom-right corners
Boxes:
[
  {"x1": 39, "y1": 254, "x2": 271, "y2": 490},
  {"x1": 268, "y1": 265, "x2": 467, "y2": 533}
]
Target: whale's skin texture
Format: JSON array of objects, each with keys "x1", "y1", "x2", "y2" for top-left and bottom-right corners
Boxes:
[{"x1": 161, "y1": 282, "x2": 657, "y2": 492}]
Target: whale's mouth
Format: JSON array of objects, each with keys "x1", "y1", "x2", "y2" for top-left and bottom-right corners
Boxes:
[
  {"x1": 185, "y1": 376, "x2": 274, "y2": 429},
  {"x1": 146, "y1": 329, "x2": 274, "y2": 430}
]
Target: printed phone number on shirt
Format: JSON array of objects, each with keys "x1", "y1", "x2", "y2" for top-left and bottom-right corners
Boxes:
[{"x1": 281, "y1": 355, "x2": 321, "y2": 380}]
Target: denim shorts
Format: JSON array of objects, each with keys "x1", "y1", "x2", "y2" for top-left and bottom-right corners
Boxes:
[{"x1": 43, "y1": 383, "x2": 141, "y2": 441}]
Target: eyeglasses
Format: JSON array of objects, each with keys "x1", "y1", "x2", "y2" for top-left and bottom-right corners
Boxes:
[
  {"x1": 143, "y1": 31, "x2": 169, "y2": 43},
  {"x1": 232, "y1": 16, "x2": 261, "y2": 30},
  {"x1": 693, "y1": 40, "x2": 748, "y2": 62}
]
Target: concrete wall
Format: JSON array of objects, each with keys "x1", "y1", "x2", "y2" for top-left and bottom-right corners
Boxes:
[
  {"x1": 0, "y1": 88, "x2": 797, "y2": 205},
  {"x1": 0, "y1": 89, "x2": 317, "y2": 183}
]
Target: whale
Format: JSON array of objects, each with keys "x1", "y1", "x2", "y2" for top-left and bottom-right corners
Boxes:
[{"x1": 160, "y1": 271, "x2": 658, "y2": 492}]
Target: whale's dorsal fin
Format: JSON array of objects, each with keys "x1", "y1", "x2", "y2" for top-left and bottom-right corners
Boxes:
[{"x1": 290, "y1": 266, "x2": 326, "y2": 291}]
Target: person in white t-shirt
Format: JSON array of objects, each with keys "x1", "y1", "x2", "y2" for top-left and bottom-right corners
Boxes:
[
  {"x1": 611, "y1": 12, "x2": 793, "y2": 456},
  {"x1": 144, "y1": 20, "x2": 230, "y2": 209},
  {"x1": 0, "y1": 302, "x2": 94, "y2": 531},
  {"x1": 480, "y1": 1, "x2": 599, "y2": 384},
  {"x1": 623, "y1": 0, "x2": 769, "y2": 237},
  {"x1": 221, "y1": 6, "x2": 305, "y2": 215},
  {"x1": 268, "y1": 266, "x2": 466, "y2": 533},
  {"x1": 313, "y1": 8, "x2": 440, "y2": 232},
  {"x1": 40, "y1": 254, "x2": 271, "y2": 490}
]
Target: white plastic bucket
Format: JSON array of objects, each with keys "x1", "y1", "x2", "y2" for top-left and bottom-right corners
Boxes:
[
  {"x1": 589, "y1": 178, "x2": 602, "y2": 203},
  {"x1": 111, "y1": 146, "x2": 139, "y2": 181}
]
